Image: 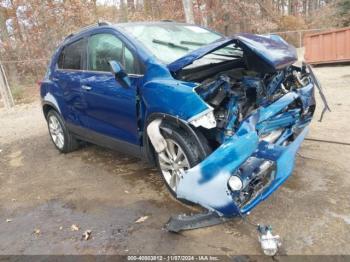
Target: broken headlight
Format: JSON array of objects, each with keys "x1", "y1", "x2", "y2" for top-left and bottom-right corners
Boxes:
[
  {"x1": 230, "y1": 158, "x2": 276, "y2": 207},
  {"x1": 228, "y1": 175, "x2": 243, "y2": 191}
]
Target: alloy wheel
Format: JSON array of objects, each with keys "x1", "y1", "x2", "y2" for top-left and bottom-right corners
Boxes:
[
  {"x1": 158, "y1": 139, "x2": 190, "y2": 192},
  {"x1": 48, "y1": 115, "x2": 65, "y2": 149}
]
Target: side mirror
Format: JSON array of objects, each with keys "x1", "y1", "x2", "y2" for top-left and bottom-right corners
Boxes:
[{"x1": 108, "y1": 60, "x2": 131, "y2": 88}]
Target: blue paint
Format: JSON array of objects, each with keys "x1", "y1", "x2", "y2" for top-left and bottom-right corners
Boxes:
[
  {"x1": 256, "y1": 109, "x2": 301, "y2": 135},
  {"x1": 266, "y1": 70, "x2": 285, "y2": 97}
]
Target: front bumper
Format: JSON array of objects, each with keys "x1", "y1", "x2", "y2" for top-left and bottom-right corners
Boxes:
[{"x1": 177, "y1": 83, "x2": 315, "y2": 217}]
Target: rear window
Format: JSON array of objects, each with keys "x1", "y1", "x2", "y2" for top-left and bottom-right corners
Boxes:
[{"x1": 57, "y1": 39, "x2": 85, "y2": 70}]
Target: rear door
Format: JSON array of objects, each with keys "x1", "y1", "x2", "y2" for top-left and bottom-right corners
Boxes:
[
  {"x1": 53, "y1": 38, "x2": 89, "y2": 128},
  {"x1": 80, "y1": 32, "x2": 141, "y2": 146}
]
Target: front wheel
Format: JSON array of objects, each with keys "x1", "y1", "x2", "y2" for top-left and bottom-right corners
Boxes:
[{"x1": 156, "y1": 124, "x2": 207, "y2": 202}]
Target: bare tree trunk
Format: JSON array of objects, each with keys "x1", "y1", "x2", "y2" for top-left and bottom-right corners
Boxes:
[
  {"x1": 144, "y1": 0, "x2": 152, "y2": 16},
  {"x1": 308, "y1": 0, "x2": 317, "y2": 15},
  {"x1": 303, "y1": 0, "x2": 308, "y2": 16},
  {"x1": 197, "y1": 0, "x2": 208, "y2": 26},
  {"x1": 182, "y1": 0, "x2": 195, "y2": 23},
  {"x1": 288, "y1": 0, "x2": 292, "y2": 15},
  {"x1": 0, "y1": 7, "x2": 9, "y2": 42},
  {"x1": 92, "y1": 0, "x2": 98, "y2": 21},
  {"x1": 119, "y1": 0, "x2": 128, "y2": 22},
  {"x1": 127, "y1": 0, "x2": 135, "y2": 12},
  {"x1": 135, "y1": 0, "x2": 144, "y2": 10}
]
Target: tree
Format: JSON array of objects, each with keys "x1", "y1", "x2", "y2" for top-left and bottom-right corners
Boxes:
[
  {"x1": 336, "y1": 0, "x2": 350, "y2": 26},
  {"x1": 182, "y1": 0, "x2": 194, "y2": 23}
]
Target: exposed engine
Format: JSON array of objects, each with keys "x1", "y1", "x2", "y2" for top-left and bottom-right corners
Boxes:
[{"x1": 194, "y1": 65, "x2": 314, "y2": 146}]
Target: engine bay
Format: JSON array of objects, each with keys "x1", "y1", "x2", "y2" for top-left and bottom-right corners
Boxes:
[{"x1": 188, "y1": 64, "x2": 315, "y2": 148}]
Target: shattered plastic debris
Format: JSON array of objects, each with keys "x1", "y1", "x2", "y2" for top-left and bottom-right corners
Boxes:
[
  {"x1": 124, "y1": 190, "x2": 129, "y2": 194},
  {"x1": 59, "y1": 226, "x2": 63, "y2": 230},
  {"x1": 71, "y1": 224, "x2": 80, "y2": 231},
  {"x1": 33, "y1": 229, "x2": 41, "y2": 235},
  {"x1": 82, "y1": 230, "x2": 92, "y2": 240},
  {"x1": 6, "y1": 219, "x2": 12, "y2": 223},
  {"x1": 135, "y1": 216, "x2": 148, "y2": 223}
]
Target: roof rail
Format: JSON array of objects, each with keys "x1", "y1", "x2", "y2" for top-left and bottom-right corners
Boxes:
[
  {"x1": 64, "y1": 21, "x2": 111, "y2": 40},
  {"x1": 160, "y1": 19, "x2": 174, "y2": 22}
]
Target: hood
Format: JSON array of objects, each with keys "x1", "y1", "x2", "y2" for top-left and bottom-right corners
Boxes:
[{"x1": 167, "y1": 33, "x2": 298, "y2": 73}]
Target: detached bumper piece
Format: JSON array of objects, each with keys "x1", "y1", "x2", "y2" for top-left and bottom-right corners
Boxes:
[{"x1": 165, "y1": 211, "x2": 230, "y2": 233}]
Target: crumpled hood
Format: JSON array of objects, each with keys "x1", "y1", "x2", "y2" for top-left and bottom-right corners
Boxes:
[{"x1": 167, "y1": 33, "x2": 298, "y2": 73}]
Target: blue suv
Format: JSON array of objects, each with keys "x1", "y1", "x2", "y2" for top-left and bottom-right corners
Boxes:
[{"x1": 41, "y1": 21, "x2": 318, "y2": 218}]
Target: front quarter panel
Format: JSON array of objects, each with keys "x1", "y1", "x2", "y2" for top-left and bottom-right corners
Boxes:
[{"x1": 141, "y1": 75, "x2": 209, "y2": 122}]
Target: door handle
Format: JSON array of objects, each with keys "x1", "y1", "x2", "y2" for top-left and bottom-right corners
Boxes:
[{"x1": 81, "y1": 85, "x2": 92, "y2": 91}]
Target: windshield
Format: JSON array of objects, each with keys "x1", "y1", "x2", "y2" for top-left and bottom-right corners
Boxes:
[{"x1": 118, "y1": 23, "x2": 223, "y2": 64}]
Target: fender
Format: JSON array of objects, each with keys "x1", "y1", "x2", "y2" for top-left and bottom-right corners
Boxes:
[{"x1": 42, "y1": 95, "x2": 61, "y2": 118}]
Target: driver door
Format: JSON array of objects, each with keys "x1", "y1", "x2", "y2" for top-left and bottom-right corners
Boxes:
[{"x1": 80, "y1": 32, "x2": 141, "y2": 148}]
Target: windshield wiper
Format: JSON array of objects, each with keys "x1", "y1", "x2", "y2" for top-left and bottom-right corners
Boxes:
[
  {"x1": 180, "y1": 40, "x2": 205, "y2": 46},
  {"x1": 180, "y1": 40, "x2": 241, "y2": 56},
  {"x1": 210, "y1": 53, "x2": 242, "y2": 58},
  {"x1": 152, "y1": 39, "x2": 189, "y2": 51}
]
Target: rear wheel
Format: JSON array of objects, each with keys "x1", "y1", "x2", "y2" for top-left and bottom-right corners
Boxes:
[
  {"x1": 156, "y1": 124, "x2": 208, "y2": 202},
  {"x1": 46, "y1": 110, "x2": 79, "y2": 153}
]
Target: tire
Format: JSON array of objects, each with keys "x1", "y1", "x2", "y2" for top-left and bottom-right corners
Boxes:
[
  {"x1": 156, "y1": 122, "x2": 209, "y2": 204},
  {"x1": 46, "y1": 110, "x2": 79, "y2": 153}
]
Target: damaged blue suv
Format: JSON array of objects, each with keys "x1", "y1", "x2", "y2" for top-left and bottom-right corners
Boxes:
[{"x1": 41, "y1": 21, "x2": 318, "y2": 219}]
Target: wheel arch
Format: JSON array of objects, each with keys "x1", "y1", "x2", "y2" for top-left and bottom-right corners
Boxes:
[
  {"x1": 142, "y1": 113, "x2": 209, "y2": 165},
  {"x1": 42, "y1": 102, "x2": 60, "y2": 119}
]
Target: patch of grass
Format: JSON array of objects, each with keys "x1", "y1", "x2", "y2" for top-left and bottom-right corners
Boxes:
[
  {"x1": 11, "y1": 84, "x2": 25, "y2": 102},
  {"x1": 9, "y1": 83, "x2": 38, "y2": 104}
]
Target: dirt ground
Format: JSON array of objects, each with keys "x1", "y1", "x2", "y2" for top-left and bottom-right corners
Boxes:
[{"x1": 0, "y1": 65, "x2": 349, "y2": 255}]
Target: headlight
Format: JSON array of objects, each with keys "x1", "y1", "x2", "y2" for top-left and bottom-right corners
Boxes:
[{"x1": 228, "y1": 175, "x2": 243, "y2": 191}]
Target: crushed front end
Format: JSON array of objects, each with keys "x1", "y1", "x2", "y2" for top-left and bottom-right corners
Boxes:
[{"x1": 176, "y1": 63, "x2": 317, "y2": 217}]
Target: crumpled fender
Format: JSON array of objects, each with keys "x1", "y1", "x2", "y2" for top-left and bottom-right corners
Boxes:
[{"x1": 138, "y1": 59, "x2": 210, "y2": 121}]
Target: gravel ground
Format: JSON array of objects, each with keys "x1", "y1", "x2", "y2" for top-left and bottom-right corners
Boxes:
[{"x1": 0, "y1": 66, "x2": 349, "y2": 255}]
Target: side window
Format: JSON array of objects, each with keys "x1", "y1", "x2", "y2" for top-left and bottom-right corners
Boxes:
[
  {"x1": 124, "y1": 47, "x2": 136, "y2": 74},
  {"x1": 58, "y1": 39, "x2": 84, "y2": 70},
  {"x1": 88, "y1": 34, "x2": 123, "y2": 72},
  {"x1": 88, "y1": 33, "x2": 137, "y2": 74}
]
